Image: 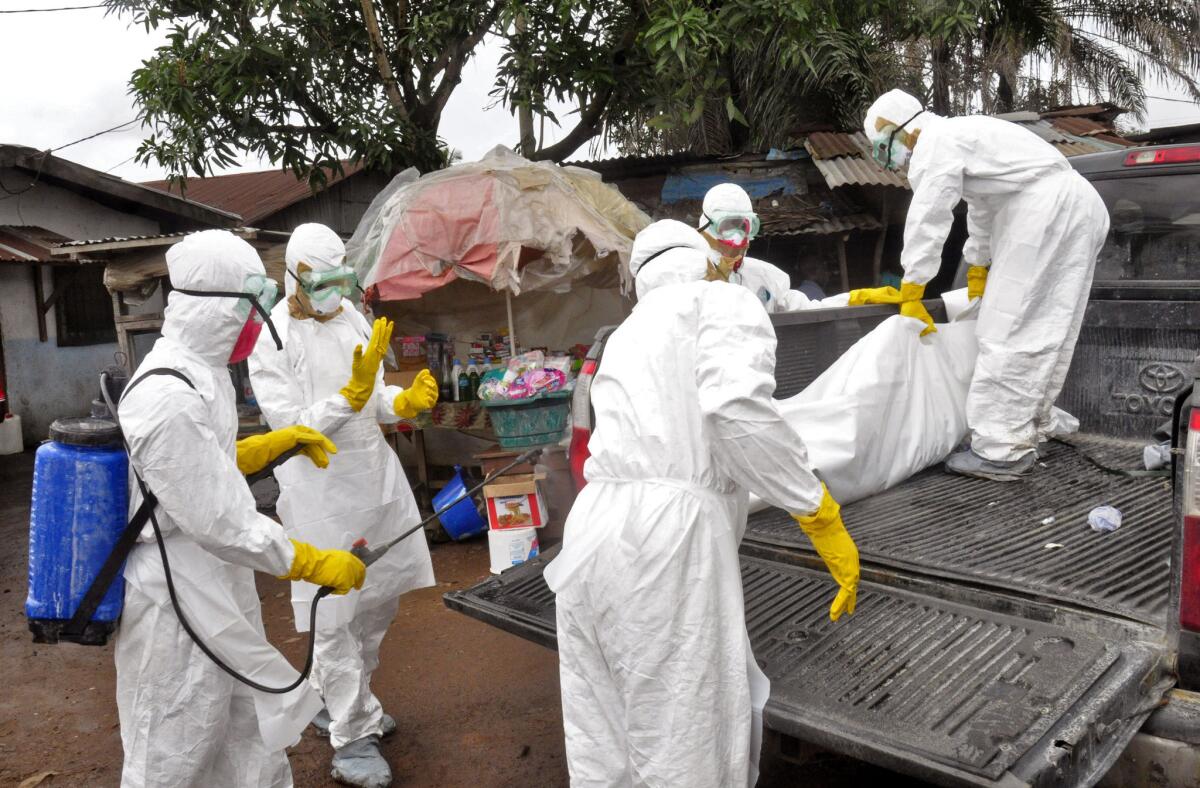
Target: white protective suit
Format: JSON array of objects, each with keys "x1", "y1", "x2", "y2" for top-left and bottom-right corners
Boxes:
[
  {"x1": 545, "y1": 219, "x2": 825, "y2": 787},
  {"x1": 866, "y1": 89, "x2": 1110, "y2": 462},
  {"x1": 115, "y1": 231, "x2": 322, "y2": 788},
  {"x1": 739, "y1": 255, "x2": 817, "y2": 312},
  {"x1": 700, "y1": 183, "x2": 817, "y2": 312},
  {"x1": 248, "y1": 223, "x2": 435, "y2": 750}
]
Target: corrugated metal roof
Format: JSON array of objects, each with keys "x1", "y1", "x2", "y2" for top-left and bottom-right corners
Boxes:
[
  {"x1": 0, "y1": 145, "x2": 240, "y2": 227},
  {"x1": 803, "y1": 132, "x2": 910, "y2": 189},
  {"x1": 54, "y1": 227, "x2": 289, "y2": 252},
  {"x1": 761, "y1": 212, "x2": 882, "y2": 236},
  {"x1": 0, "y1": 225, "x2": 84, "y2": 263},
  {"x1": 141, "y1": 162, "x2": 363, "y2": 224},
  {"x1": 55, "y1": 231, "x2": 189, "y2": 248},
  {"x1": 1041, "y1": 103, "x2": 1123, "y2": 119},
  {"x1": 757, "y1": 190, "x2": 880, "y2": 236},
  {"x1": 1050, "y1": 116, "x2": 1109, "y2": 137},
  {"x1": 805, "y1": 132, "x2": 862, "y2": 160},
  {"x1": 1015, "y1": 119, "x2": 1073, "y2": 144}
]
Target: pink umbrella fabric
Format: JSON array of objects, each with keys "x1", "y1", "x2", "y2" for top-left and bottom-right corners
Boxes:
[{"x1": 348, "y1": 146, "x2": 649, "y2": 302}]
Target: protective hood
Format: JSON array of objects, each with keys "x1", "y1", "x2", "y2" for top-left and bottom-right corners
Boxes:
[
  {"x1": 700, "y1": 183, "x2": 753, "y2": 225},
  {"x1": 161, "y1": 230, "x2": 267, "y2": 367},
  {"x1": 863, "y1": 88, "x2": 939, "y2": 140},
  {"x1": 631, "y1": 219, "x2": 711, "y2": 299},
  {"x1": 285, "y1": 223, "x2": 346, "y2": 298}
]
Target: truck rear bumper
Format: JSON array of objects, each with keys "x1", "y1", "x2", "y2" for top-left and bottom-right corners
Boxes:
[{"x1": 1100, "y1": 689, "x2": 1200, "y2": 787}]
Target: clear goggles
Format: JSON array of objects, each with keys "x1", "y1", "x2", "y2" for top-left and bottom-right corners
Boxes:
[
  {"x1": 701, "y1": 211, "x2": 761, "y2": 243},
  {"x1": 290, "y1": 265, "x2": 359, "y2": 300},
  {"x1": 174, "y1": 273, "x2": 282, "y2": 347}
]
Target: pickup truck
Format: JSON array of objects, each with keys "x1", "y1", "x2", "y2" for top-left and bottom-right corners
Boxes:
[{"x1": 445, "y1": 142, "x2": 1200, "y2": 786}]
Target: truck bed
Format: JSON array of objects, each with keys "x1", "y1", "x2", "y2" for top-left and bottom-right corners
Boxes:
[
  {"x1": 746, "y1": 438, "x2": 1172, "y2": 626},
  {"x1": 445, "y1": 300, "x2": 1181, "y2": 785}
]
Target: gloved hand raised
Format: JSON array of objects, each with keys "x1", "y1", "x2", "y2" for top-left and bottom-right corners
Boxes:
[
  {"x1": 847, "y1": 280, "x2": 936, "y2": 336},
  {"x1": 340, "y1": 317, "x2": 394, "y2": 412},
  {"x1": 393, "y1": 368, "x2": 439, "y2": 418},
  {"x1": 235, "y1": 425, "x2": 337, "y2": 476},
  {"x1": 967, "y1": 265, "x2": 988, "y2": 300},
  {"x1": 792, "y1": 485, "x2": 859, "y2": 621},
  {"x1": 280, "y1": 539, "x2": 366, "y2": 595}
]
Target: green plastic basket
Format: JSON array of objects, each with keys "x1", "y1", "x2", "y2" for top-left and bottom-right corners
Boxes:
[{"x1": 482, "y1": 391, "x2": 571, "y2": 448}]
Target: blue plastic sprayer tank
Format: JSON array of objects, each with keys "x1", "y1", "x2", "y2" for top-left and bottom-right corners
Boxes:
[{"x1": 26, "y1": 417, "x2": 128, "y2": 645}]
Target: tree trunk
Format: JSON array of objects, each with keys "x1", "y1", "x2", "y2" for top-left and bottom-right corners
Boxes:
[
  {"x1": 996, "y1": 72, "x2": 1014, "y2": 113},
  {"x1": 515, "y1": 12, "x2": 537, "y2": 157},
  {"x1": 931, "y1": 39, "x2": 952, "y2": 115}
]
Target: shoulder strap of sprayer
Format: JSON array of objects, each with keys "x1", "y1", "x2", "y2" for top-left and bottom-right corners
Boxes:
[{"x1": 63, "y1": 368, "x2": 196, "y2": 639}]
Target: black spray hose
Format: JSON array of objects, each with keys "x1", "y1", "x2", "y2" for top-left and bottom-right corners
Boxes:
[
  {"x1": 351, "y1": 448, "x2": 544, "y2": 567},
  {"x1": 142, "y1": 474, "x2": 330, "y2": 693},
  {"x1": 103, "y1": 372, "x2": 331, "y2": 694}
]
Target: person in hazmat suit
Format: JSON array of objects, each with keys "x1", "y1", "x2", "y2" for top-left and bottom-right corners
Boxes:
[
  {"x1": 116, "y1": 229, "x2": 366, "y2": 787},
  {"x1": 699, "y1": 182, "x2": 821, "y2": 312},
  {"x1": 849, "y1": 88, "x2": 1109, "y2": 481},
  {"x1": 248, "y1": 222, "x2": 438, "y2": 788},
  {"x1": 544, "y1": 219, "x2": 860, "y2": 787}
]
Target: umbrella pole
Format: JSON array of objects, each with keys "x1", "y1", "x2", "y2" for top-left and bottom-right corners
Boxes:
[{"x1": 506, "y1": 290, "x2": 517, "y2": 357}]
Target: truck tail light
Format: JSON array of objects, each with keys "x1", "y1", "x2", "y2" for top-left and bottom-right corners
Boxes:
[
  {"x1": 1181, "y1": 408, "x2": 1200, "y2": 630},
  {"x1": 569, "y1": 359, "x2": 599, "y2": 492},
  {"x1": 569, "y1": 427, "x2": 591, "y2": 492},
  {"x1": 1125, "y1": 146, "x2": 1200, "y2": 167}
]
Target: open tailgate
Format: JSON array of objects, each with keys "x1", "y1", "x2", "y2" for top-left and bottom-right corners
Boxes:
[{"x1": 445, "y1": 546, "x2": 1168, "y2": 786}]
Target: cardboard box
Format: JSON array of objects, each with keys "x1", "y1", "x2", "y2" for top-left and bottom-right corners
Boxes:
[
  {"x1": 384, "y1": 369, "x2": 425, "y2": 389},
  {"x1": 475, "y1": 446, "x2": 538, "y2": 478},
  {"x1": 483, "y1": 473, "x2": 547, "y2": 530}
]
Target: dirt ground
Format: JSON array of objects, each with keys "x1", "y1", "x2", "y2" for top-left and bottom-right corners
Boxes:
[{"x1": 1, "y1": 451, "x2": 923, "y2": 787}]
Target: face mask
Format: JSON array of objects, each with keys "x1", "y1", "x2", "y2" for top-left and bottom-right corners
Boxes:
[
  {"x1": 174, "y1": 274, "x2": 283, "y2": 361},
  {"x1": 228, "y1": 314, "x2": 266, "y2": 363},
  {"x1": 870, "y1": 108, "x2": 924, "y2": 171},
  {"x1": 871, "y1": 131, "x2": 913, "y2": 171},
  {"x1": 306, "y1": 286, "x2": 344, "y2": 315}
]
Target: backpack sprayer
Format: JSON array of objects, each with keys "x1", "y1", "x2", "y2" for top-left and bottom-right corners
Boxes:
[{"x1": 33, "y1": 367, "x2": 541, "y2": 692}]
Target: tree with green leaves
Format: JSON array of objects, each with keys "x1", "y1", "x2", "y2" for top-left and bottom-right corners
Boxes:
[
  {"x1": 602, "y1": 0, "x2": 895, "y2": 155},
  {"x1": 107, "y1": 0, "x2": 644, "y2": 185},
  {"x1": 890, "y1": 0, "x2": 1200, "y2": 119}
]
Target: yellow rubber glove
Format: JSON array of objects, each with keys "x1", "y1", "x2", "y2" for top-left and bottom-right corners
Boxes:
[
  {"x1": 792, "y1": 485, "x2": 860, "y2": 621},
  {"x1": 898, "y1": 281, "x2": 937, "y2": 336},
  {"x1": 279, "y1": 539, "x2": 366, "y2": 595},
  {"x1": 393, "y1": 368, "x2": 439, "y2": 418},
  {"x1": 847, "y1": 281, "x2": 936, "y2": 336},
  {"x1": 846, "y1": 285, "x2": 901, "y2": 305},
  {"x1": 235, "y1": 425, "x2": 338, "y2": 475},
  {"x1": 967, "y1": 265, "x2": 988, "y2": 300},
  {"x1": 340, "y1": 317, "x2": 394, "y2": 412}
]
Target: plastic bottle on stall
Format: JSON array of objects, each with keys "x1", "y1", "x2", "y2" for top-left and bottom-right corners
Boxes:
[
  {"x1": 457, "y1": 362, "x2": 471, "y2": 402},
  {"x1": 440, "y1": 358, "x2": 454, "y2": 403},
  {"x1": 451, "y1": 359, "x2": 463, "y2": 402},
  {"x1": 467, "y1": 362, "x2": 481, "y2": 401}
]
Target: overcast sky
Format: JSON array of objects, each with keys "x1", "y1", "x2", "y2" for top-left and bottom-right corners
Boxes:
[{"x1": 2, "y1": 3, "x2": 1198, "y2": 184}]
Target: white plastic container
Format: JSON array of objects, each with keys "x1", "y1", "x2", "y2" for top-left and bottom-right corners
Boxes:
[
  {"x1": 487, "y1": 526, "x2": 539, "y2": 574},
  {"x1": 0, "y1": 414, "x2": 23, "y2": 455}
]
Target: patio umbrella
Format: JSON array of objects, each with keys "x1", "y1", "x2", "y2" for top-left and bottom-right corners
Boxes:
[{"x1": 346, "y1": 146, "x2": 649, "y2": 353}]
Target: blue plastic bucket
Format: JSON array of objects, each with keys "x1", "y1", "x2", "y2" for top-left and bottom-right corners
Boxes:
[{"x1": 433, "y1": 465, "x2": 487, "y2": 540}]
